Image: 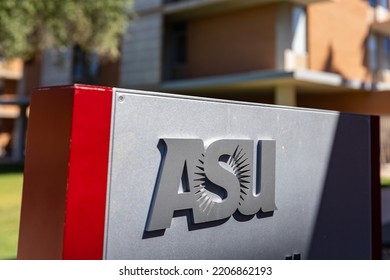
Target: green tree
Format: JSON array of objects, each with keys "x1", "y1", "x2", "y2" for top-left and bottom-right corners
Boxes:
[{"x1": 0, "y1": 0, "x2": 134, "y2": 60}]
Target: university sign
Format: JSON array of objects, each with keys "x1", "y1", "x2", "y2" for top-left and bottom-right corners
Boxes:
[{"x1": 18, "y1": 85, "x2": 381, "y2": 260}]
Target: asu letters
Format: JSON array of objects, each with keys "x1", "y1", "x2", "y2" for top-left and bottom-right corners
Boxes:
[{"x1": 146, "y1": 139, "x2": 277, "y2": 231}]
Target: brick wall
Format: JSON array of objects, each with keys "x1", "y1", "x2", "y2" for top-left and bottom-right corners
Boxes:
[
  {"x1": 308, "y1": 0, "x2": 371, "y2": 81},
  {"x1": 186, "y1": 4, "x2": 276, "y2": 78}
]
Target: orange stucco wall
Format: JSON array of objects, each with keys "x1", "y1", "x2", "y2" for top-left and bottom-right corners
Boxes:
[
  {"x1": 308, "y1": 0, "x2": 371, "y2": 81},
  {"x1": 186, "y1": 4, "x2": 276, "y2": 78}
]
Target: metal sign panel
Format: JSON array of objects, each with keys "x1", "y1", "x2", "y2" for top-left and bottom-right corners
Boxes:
[
  {"x1": 18, "y1": 85, "x2": 379, "y2": 260},
  {"x1": 103, "y1": 88, "x2": 378, "y2": 259}
]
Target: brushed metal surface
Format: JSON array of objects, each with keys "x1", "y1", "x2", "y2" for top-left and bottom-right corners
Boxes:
[{"x1": 104, "y1": 89, "x2": 374, "y2": 259}]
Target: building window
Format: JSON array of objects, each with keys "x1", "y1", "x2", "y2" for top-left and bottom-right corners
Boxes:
[
  {"x1": 172, "y1": 22, "x2": 187, "y2": 65},
  {"x1": 72, "y1": 45, "x2": 100, "y2": 84},
  {"x1": 379, "y1": 0, "x2": 389, "y2": 8},
  {"x1": 166, "y1": 21, "x2": 188, "y2": 80},
  {"x1": 368, "y1": 33, "x2": 379, "y2": 71},
  {"x1": 292, "y1": 5, "x2": 307, "y2": 55},
  {"x1": 381, "y1": 36, "x2": 390, "y2": 70},
  {"x1": 367, "y1": 33, "x2": 390, "y2": 73},
  {"x1": 369, "y1": 0, "x2": 389, "y2": 8}
]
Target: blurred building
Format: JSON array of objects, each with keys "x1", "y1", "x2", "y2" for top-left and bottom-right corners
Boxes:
[
  {"x1": 0, "y1": 58, "x2": 24, "y2": 162},
  {"x1": 3, "y1": 0, "x2": 390, "y2": 163}
]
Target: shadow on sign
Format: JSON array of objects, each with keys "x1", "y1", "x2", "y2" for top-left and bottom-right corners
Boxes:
[
  {"x1": 307, "y1": 114, "x2": 381, "y2": 260},
  {"x1": 142, "y1": 209, "x2": 274, "y2": 239}
]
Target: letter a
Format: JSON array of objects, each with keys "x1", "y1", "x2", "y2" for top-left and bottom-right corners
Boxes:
[{"x1": 145, "y1": 139, "x2": 203, "y2": 231}]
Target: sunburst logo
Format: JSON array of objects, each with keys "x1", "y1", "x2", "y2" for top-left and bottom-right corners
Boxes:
[
  {"x1": 194, "y1": 145, "x2": 252, "y2": 215},
  {"x1": 146, "y1": 138, "x2": 277, "y2": 232}
]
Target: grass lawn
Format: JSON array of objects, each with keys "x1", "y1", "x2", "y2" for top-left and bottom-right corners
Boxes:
[
  {"x1": 0, "y1": 167, "x2": 23, "y2": 260},
  {"x1": 381, "y1": 177, "x2": 390, "y2": 188}
]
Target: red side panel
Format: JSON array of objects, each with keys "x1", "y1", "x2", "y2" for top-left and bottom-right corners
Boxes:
[
  {"x1": 18, "y1": 85, "x2": 113, "y2": 260},
  {"x1": 18, "y1": 87, "x2": 75, "y2": 260},
  {"x1": 62, "y1": 85, "x2": 113, "y2": 260}
]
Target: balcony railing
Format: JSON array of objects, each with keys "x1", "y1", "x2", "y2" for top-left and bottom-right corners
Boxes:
[{"x1": 371, "y1": 5, "x2": 390, "y2": 36}]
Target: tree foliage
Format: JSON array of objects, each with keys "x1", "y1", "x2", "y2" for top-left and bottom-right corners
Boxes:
[{"x1": 0, "y1": 0, "x2": 134, "y2": 60}]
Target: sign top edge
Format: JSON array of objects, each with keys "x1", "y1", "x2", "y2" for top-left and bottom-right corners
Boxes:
[{"x1": 113, "y1": 87, "x2": 370, "y2": 118}]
